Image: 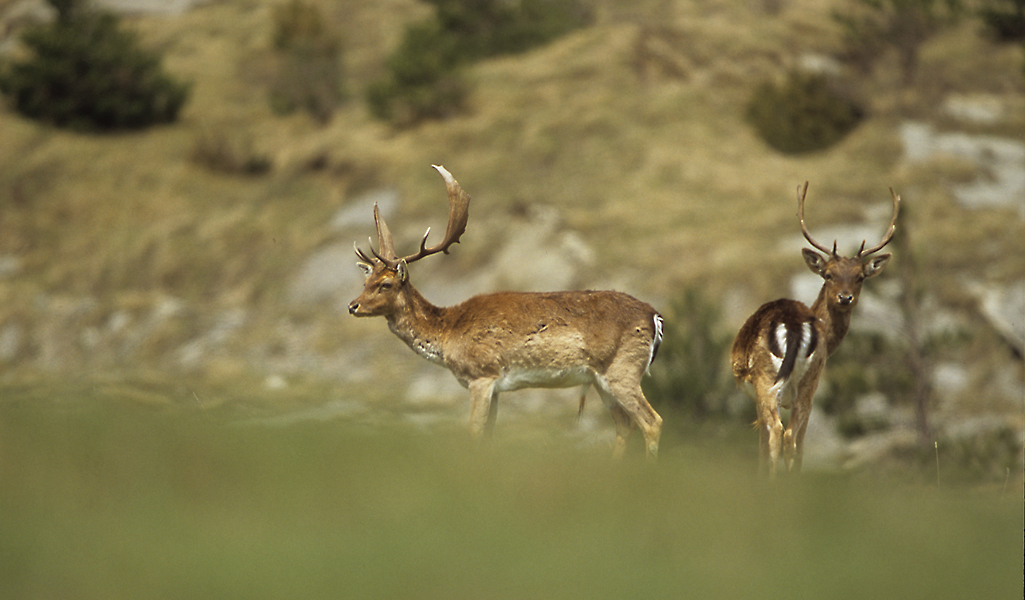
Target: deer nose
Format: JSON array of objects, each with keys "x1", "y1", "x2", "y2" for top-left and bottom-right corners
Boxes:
[
  {"x1": 837, "y1": 293, "x2": 853, "y2": 306},
  {"x1": 348, "y1": 301, "x2": 359, "y2": 315}
]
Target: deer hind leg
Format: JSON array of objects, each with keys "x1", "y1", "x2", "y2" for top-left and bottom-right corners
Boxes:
[
  {"x1": 596, "y1": 371, "x2": 662, "y2": 461},
  {"x1": 468, "y1": 377, "x2": 499, "y2": 441},
  {"x1": 783, "y1": 377, "x2": 819, "y2": 473},
  {"x1": 756, "y1": 382, "x2": 785, "y2": 478},
  {"x1": 606, "y1": 404, "x2": 634, "y2": 460}
]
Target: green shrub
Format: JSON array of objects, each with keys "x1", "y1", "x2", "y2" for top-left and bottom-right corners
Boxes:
[
  {"x1": 745, "y1": 71, "x2": 865, "y2": 155},
  {"x1": 267, "y1": 0, "x2": 345, "y2": 123},
  {"x1": 643, "y1": 287, "x2": 734, "y2": 420},
  {"x1": 368, "y1": 0, "x2": 591, "y2": 126},
  {"x1": 366, "y1": 18, "x2": 467, "y2": 126},
  {"x1": 430, "y1": 0, "x2": 593, "y2": 59},
  {"x1": 0, "y1": 0, "x2": 189, "y2": 131},
  {"x1": 822, "y1": 330, "x2": 916, "y2": 439},
  {"x1": 832, "y1": 0, "x2": 961, "y2": 85},
  {"x1": 979, "y1": 0, "x2": 1025, "y2": 41}
]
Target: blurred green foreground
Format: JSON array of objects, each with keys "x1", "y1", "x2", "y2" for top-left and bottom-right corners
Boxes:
[{"x1": 0, "y1": 382, "x2": 1021, "y2": 600}]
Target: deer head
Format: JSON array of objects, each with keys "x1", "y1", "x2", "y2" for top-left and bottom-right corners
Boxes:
[
  {"x1": 348, "y1": 165, "x2": 470, "y2": 318},
  {"x1": 797, "y1": 181, "x2": 899, "y2": 311}
]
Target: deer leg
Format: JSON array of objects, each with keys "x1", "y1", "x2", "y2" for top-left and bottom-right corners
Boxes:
[
  {"x1": 784, "y1": 379, "x2": 819, "y2": 473},
  {"x1": 756, "y1": 385, "x2": 785, "y2": 478},
  {"x1": 607, "y1": 404, "x2": 634, "y2": 460},
  {"x1": 576, "y1": 384, "x2": 589, "y2": 423},
  {"x1": 468, "y1": 377, "x2": 498, "y2": 441},
  {"x1": 599, "y1": 371, "x2": 662, "y2": 461},
  {"x1": 593, "y1": 379, "x2": 632, "y2": 459}
]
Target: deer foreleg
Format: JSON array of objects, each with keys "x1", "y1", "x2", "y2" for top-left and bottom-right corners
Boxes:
[{"x1": 468, "y1": 378, "x2": 498, "y2": 441}]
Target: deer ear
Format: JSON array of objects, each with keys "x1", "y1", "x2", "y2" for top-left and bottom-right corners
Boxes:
[
  {"x1": 863, "y1": 253, "x2": 891, "y2": 278},
  {"x1": 396, "y1": 260, "x2": 409, "y2": 283},
  {"x1": 802, "y1": 248, "x2": 827, "y2": 276},
  {"x1": 357, "y1": 261, "x2": 373, "y2": 276}
]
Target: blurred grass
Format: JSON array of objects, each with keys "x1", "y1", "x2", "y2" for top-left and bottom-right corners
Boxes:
[{"x1": 0, "y1": 384, "x2": 1020, "y2": 600}]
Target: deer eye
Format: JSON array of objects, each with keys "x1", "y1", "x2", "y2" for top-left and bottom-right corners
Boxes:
[
  {"x1": 823, "y1": 273, "x2": 833, "y2": 282},
  {"x1": 379, "y1": 282, "x2": 393, "y2": 291}
]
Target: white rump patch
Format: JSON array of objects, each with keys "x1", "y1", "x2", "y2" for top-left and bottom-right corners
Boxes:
[
  {"x1": 770, "y1": 321, "x2": 819, "y2": 409},
  {"x1": 770, "y1": 324, "x2": 788, "y2": 373},
  {"x1": 648, "y1": 313, "x2": 664, "y2": 373}
]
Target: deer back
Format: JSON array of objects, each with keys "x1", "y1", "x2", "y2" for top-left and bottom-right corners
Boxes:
[{"x1": 437, "y1": 290, "x2": 662, "y2": 383}]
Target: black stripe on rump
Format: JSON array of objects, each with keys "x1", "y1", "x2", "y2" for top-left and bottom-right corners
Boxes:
[{"x1": 774, "y1": 322, "x2": 804, "y2": 383}]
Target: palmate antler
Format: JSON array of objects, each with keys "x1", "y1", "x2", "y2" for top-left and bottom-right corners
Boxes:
[
  {"x1": 355, "y1": 165, "x2": 471, "y2": 269},
  {"x1": 797, "y1": 182, "x2": 900, "y2": 259}
]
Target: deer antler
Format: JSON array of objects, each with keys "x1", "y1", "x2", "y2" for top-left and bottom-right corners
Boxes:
[
  {"x1": 355, "y1": 165, "x2": 471, "y2": 269},
  {"x1": 856, "y1": 188, "x2": 900, "y2": 258},
  {"x1": 797, "y1": 181, "x2": 837, "y2": 257}
]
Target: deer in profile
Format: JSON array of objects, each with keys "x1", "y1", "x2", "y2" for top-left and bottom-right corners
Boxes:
[
  {"x1": 731, "y1": 182, "x2": 899, "y2": 477},
  {"x1": 349, "y1": 165, "x2": 664, "y2": 460}
]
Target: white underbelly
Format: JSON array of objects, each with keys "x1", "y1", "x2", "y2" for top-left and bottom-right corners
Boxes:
[{"x1": 495, "y1": 366, "x2": 594, "y2": 392}]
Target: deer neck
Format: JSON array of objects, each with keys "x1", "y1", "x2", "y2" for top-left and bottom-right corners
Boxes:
[
  {"x1": 811, "y1": 286, "x2": 853, "y2": 357},
  {"x1": 386, "y1": 284, "x2": 448, "y2": 365}
]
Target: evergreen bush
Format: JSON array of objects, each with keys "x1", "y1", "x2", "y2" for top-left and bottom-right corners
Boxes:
[
  {"x1": 643, "y1": 288, "x2": 734, "y2": 420},
  {"x1": 832, "y1": 0, "x2": 962, "y2": 85},
  {"x1": 0, "y1": 0, "x2": 189, "y2": 131},
  {"x1": 366, "y1": 19, "x2": 467, "y2": 125},
  {"x1": 367, "y1": 0, "x2": 591, "y2": 126},
  {"x1": 745, "y1": 71, "x2": 865, "y2": 155},
  {"x1": 979, "y1": 0, "x2": 1025, "y2": 42}
]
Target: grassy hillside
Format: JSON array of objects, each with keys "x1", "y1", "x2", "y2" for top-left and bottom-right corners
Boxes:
[{"x1": 0, "y1": 0, "x2": 1022, "y2": 475}]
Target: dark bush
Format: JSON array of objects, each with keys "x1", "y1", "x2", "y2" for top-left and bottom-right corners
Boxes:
[
  {"x1": 0, "y1": 0, "x2": 189, "y2": 131},
  {"x1": 832, "y1": 0, "x2": 961, "y2": 85},
  {"x1": 368, "y1": 0, "x2": 591, "y2": 126},
  {"x1": 979, "y1": 0, "x2": 1025, "y2": 41},
  {"x1": 745, "y1": 71, "x2": 865, "y2": 155},
  {"x1": 366, "y1": 19, "x2": 467, "y2": 125},
  {"x1": 643, "y1": 287, "x2": 734, "y2": 420},
  {"x1": 429, "y1": 0, "x2": 593, "y2": 59}
]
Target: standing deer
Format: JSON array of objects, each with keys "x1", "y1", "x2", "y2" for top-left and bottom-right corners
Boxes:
[
  {"x1": 731, "y1": 182, "x2": 899, "y2": 477},
  {"x1": 349, "y1": 165, "x2": 664, "y2": 460}
]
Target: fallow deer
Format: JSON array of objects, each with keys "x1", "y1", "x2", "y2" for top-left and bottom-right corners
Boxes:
[
  {"x1": 731, "y1": 182, "x2": 899, "y2": 477},
  {"x1": 349, "y1": 165, "x2": 664, "y2": 460}
]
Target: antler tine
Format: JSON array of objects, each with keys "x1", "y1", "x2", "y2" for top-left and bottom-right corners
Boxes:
[
  {"x1": 858, "y1": 187, "x2": 901, "y2": 258},
  {"x1": 353, "y1": 204, "x2": 402, "y2": 268},
  {"x1": 398, "y1": 165, "x2": 470, "y2": 264},
  {"x1": 797, "y1": 181, "x2": 835, "y2": 256},
  {"x1": 373, "y1": 204, "x2": 400, "y2": 264},
  {"x1": 354, "y1": 241, "x2": 377, "y2": 265}
]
